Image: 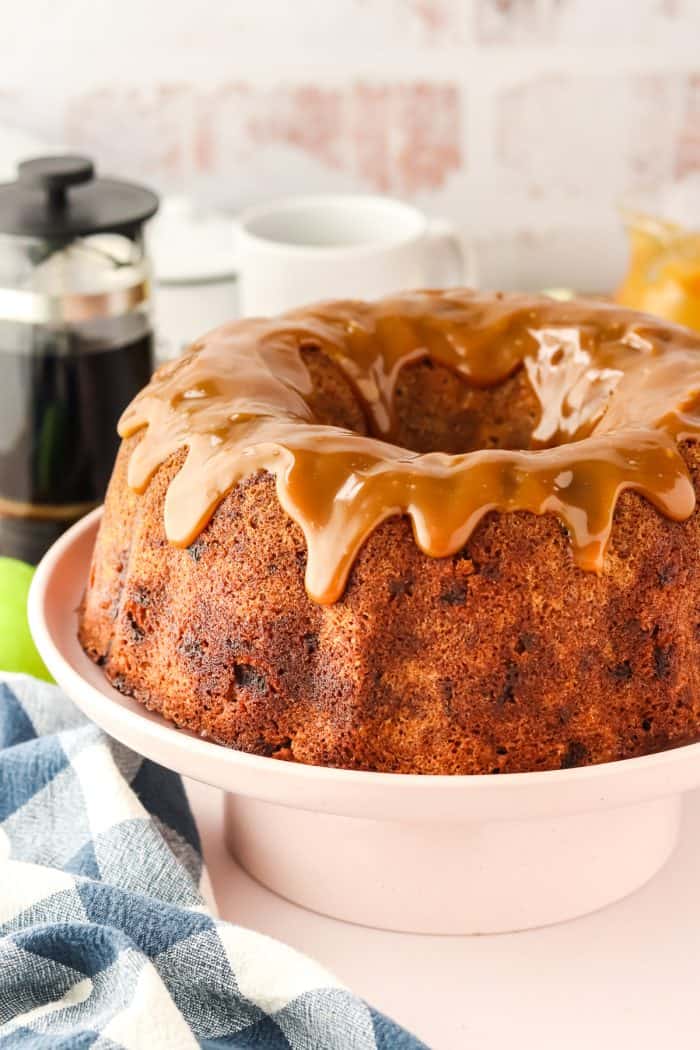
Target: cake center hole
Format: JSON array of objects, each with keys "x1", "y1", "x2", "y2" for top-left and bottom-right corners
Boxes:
[
  {"x1": 302, "y1": 348, "x2": 582, "y2": 455},
  {"x1": 391, "y1": 359, "x2": 544, "y2": 455}
]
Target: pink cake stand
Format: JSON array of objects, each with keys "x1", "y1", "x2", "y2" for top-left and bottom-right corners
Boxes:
[{"x1": 28, "y1": 508, "x2": 700, "y2": 935}]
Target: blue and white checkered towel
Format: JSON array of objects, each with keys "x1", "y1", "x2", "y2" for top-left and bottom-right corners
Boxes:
[{"x1": 0, "y1": 673, "x2": 427, "y2": 1049}]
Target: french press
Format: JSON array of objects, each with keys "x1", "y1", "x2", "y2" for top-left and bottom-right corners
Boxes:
[{"x1": 0, "y1": 155, "x2": 158, "y2": 563}]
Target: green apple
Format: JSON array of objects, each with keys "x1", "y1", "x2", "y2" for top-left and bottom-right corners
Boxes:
[{"x1": 0, "y1": 557, "x2": 52, "y2": 681}]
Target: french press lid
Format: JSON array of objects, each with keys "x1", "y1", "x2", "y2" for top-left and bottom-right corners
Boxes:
[{"x1": 0, "y1": 155, "x2": 159, "y2": 242}]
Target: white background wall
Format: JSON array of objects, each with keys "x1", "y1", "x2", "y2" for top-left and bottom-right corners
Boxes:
[{"x1": 2, "y1": 0, "x2": 700, "y2": 289}]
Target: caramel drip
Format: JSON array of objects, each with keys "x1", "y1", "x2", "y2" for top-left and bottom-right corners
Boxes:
[{"x1": 118, "y1": 290, "x2": 700, "y2": 603}]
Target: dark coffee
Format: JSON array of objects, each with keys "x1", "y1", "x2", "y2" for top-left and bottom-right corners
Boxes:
[{"x1": 0, "y1": 312, "x2": 153, "y2": 563}]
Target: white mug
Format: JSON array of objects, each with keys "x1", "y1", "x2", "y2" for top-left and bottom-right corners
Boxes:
[{"x1": 233, "y1": 194, "x2": 469, "y2": 317}]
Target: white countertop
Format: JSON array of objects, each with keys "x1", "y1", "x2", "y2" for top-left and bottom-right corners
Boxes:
[{"x1": 186, "y1": 778, "x2": 700, "y2": 1050}]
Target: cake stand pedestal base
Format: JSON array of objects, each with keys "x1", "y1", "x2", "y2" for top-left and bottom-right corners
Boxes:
[{"x1": 224, "y1": 792, "x2": 681, "y2": 935}]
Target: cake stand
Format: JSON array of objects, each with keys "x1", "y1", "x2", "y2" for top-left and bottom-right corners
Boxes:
[{"x1": 27, "y1": 508, "x2": 700, "y2": 935}]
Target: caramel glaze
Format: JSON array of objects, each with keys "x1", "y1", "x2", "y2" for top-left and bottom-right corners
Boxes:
[{"x1": 118, "y1": 290, "x2": 700, "y2": 604}]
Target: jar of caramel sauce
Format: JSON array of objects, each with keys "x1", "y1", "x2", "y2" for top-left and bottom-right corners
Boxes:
[{"x1": 616, "y1": 195, "x2": 700, "y2": 332}]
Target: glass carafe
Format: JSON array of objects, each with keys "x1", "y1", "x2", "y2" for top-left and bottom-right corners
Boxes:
[{"x1": 0, "y1": 156, "x2": 158, "y2": 562}]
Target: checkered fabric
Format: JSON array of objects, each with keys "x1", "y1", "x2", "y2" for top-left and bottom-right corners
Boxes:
[{"x1": 0, "y1": 673, "x2": 427, "y2": 1049}]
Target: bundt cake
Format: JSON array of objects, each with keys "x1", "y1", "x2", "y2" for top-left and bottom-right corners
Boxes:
[{"x1": 79, "y1": 289, "x2": 700, "y2": 774}]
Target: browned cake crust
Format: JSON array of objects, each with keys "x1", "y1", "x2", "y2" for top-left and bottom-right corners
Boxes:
[{"x1": 79, "y1": 340, "x2": 700, "y2": 774}]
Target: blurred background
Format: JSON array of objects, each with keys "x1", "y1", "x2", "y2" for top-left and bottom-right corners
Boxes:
[{"x1": 1, "y1": 0, "x2": 699, "y2": 291}]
